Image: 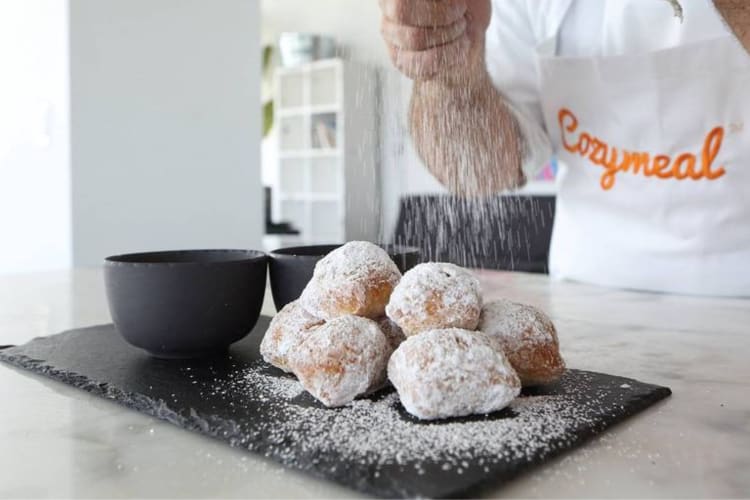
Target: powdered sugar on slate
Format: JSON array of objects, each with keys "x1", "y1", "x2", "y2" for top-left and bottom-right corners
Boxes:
[
  {"x1": 0, "y1": 321, "x2": 670, "y2": 498},
  {"x1": 205, "y1": 364, "x2": 616, "y2": 474},
  {"x1": 241, "y1": 369, "x2": 304, "y2": 401}
]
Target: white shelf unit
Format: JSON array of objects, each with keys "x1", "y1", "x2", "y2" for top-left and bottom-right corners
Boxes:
[{"x1": 271, "y1": 58, "x2": 378, "y2": 246}]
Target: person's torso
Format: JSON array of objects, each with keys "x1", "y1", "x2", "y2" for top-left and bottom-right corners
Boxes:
[
  {"x1": 536, "y1": 0, "x2": 750, "y2": 296},
  {"x1": 557, "y1": 0, "x2": 730, "y2": 57}
]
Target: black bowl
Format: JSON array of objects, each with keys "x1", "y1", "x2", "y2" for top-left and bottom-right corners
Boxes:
[
  {"x1": 104, "y1": 250, "x2": 268, "y2": 359},
  {"x1": 268, "y1": 244, "x2": 420, "y2": 312}
]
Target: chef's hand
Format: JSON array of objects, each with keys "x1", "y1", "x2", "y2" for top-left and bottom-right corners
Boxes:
[{"x1": 379, "y1": 0, "x2": 491, "y2": 82}]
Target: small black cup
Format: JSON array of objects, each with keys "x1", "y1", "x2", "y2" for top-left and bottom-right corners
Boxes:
[
  {"x1": 104, "y1": 250, "x2": 267, "y2": 359},
  {"x1": 268, "y1": 244, "x2": 420, "y2": 312}
]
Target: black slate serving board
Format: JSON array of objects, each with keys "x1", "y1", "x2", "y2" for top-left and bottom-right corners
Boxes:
[{"x1": 0, "y1": 319, "x2": 671, "y2": 498}]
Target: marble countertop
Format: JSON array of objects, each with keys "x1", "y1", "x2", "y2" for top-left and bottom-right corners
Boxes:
[{"x1": 1, "y1": 268, "x2": 748, "y2": 498}]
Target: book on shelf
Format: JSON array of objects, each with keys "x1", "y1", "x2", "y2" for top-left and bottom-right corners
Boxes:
[{"x1": 314, "y1": 118, "x2": 336, "y2": 149}]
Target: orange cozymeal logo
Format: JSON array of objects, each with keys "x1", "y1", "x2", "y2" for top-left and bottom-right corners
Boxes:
[{"x1": 558, "y1": 108, "x2": 727, "y2": 190}]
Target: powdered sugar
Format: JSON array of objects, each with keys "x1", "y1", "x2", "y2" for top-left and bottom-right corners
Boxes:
[
  {"x1": 260, "y1": 301, "x2": 324, "y2": 373},
  {"x1": 289, "y1": 315, "x2": 390, "y2": 407},
  {"x1": 205, "y1": 366, "x2": 628, "y2": 480},
  {"x1": 386, "y1": 263, "x2": 483, "y2": 336},
  {"x1": 310, "y1": 241, "x2": 401, "y2": 284},
  {"x1": 479, "y1": 299, "x2": 566, "y2": 386},
  {"x1": 388, "y1": 328, "x2": 521, "y2": 420},
  {"x1": 243, "y1": 369, "x2": 304, "y2": 401},
  {"x1": 479, "y1": 299, "x2": 557, "y2": 349},
  {"x1": 300, "y1": 241, "x2": 402, "y2": 320}
]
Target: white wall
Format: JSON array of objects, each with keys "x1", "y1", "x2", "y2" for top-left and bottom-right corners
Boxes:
[
  {"x1": 260, "y1": 0, "x2": 444, "y2": 241},
  {"x1": 0, "y1": 0, "x2": 71, "y2": 274},
  {"x1": 70, "y1": 0, "x2": 262, "y2": 266}
]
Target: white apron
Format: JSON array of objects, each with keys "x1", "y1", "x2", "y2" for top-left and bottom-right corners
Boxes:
[{"x1": 538, "y1": 32, "x2": 750, "y2": 297}]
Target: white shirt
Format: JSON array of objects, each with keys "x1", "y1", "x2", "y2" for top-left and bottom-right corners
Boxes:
[{"x1": 485, "y1": 0, "x2": 734, "y2": 178}]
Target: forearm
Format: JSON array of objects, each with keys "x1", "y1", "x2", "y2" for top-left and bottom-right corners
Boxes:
[
  {"x1": 713, "y1": 0, "x2": 750, "y2": 51},
  {"x1": 409, "y1": 62, "x2": 525, "y2": 197}
]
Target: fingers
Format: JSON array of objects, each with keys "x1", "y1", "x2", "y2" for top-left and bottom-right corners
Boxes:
[
  {"x1": 378, "y1": 0, "x2": 471, "y2": 80},
  {"x1": 387, "y1": 35, "x2": 471, "y2": 80},
  {"x1": 379, "y1": 0, "x2": 467, "y2": 27},
  {"x1": 381, "y1": 17, "x2": 467, "y2": 51}
]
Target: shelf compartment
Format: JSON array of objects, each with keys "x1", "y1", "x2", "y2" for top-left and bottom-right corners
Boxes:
[
  {"x1": 279, "y1": 115, "x2": 307, "y2": 151},
  {"x1": 276, "y1": 104, "x2": 341, "y2": 118},
  {"x1": 310, "y1": 66, "x2": 338, "y2": 107},
  {"x1": 310, "y1": 113, "x2": 337, "y2": 149},
  {"x1": 279, "y1": 159, "x2": 306, "y2": 194},
  {"x1": 278, "y1": 72, "x2": 305, "y2": 109},
  {"x1": 310, "y1": 157, "x2": 340, "y2": 195}
]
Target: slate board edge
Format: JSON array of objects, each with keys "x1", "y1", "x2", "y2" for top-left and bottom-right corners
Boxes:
[
  {"x1": 0, "y1": 327, "x2": 673, "y2": 499},
  {"x1": 452, "y1": 383, "x2": 672, "y2": 499},
  {"x1": 0, "y1": 348, "x2": 372, "y2": 497}
]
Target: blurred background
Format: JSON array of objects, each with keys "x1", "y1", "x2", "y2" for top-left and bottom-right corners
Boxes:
[{"x1": 0, "y1": 0, "x2": 558, "y2": 277}]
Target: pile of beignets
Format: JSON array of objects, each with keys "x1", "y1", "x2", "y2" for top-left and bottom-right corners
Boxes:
[{"x1": 260, "y1": 241, "x2": 565, "y2": 420}]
